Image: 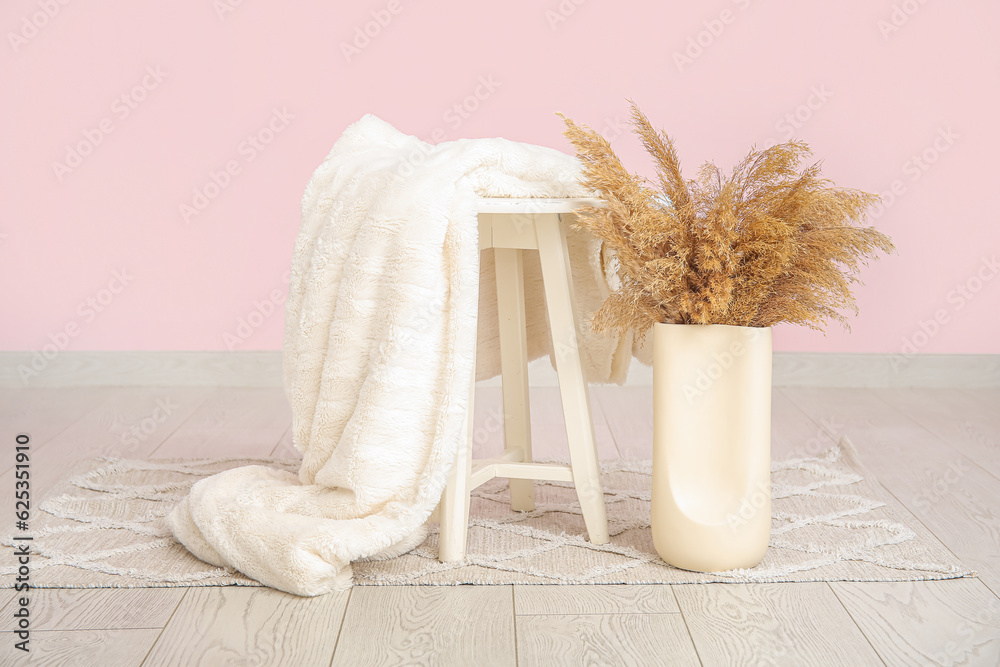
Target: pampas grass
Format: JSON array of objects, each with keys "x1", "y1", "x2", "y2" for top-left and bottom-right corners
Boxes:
[{"x1": 558, "y1": 101, "x2": 894, "y2": 340}]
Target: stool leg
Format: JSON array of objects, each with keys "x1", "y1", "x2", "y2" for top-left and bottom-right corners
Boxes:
[
  {"x1": 494, "y1": 247, "x2": 535, "y2": 512},
  {"x1": 535, "y1": 212, "x2": 610, "y2": 545},
  {"x1": 439, "y1": 357, "x2": 477, "y2": 562}
]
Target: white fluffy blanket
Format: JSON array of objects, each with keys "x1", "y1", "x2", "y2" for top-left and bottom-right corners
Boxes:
[{"x1": 167, "y1": 115, "x2": 634, "y2": 596}]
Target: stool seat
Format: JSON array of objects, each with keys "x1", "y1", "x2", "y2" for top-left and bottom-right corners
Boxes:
[
  {"x1": 437, "y1": 197, "x2": 611, "y2": 562},
  {"x1": 473, "y1": 196, "x2": 606, "y2": 214}
]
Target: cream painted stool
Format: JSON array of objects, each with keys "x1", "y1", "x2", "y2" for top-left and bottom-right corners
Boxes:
[{"x1": 437, "y1": 197, "x2": 610, "y2": 562}]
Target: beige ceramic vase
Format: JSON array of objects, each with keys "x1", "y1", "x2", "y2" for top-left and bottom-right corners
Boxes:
[{"x1": 651, "y1": 322, "x2": 772, "y2": 572}]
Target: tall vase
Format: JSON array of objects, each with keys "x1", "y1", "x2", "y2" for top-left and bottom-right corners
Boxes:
[{"x1": 651, "y1": 322, "x2": 772, "y2": 572}]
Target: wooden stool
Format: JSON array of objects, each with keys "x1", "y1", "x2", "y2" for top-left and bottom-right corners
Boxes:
[{"x1": 437, "y1": 197, "x2": 610, "y2": 562}]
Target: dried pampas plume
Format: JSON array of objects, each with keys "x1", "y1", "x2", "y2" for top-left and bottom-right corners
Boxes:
[{"x1": 558, "y1": 101, "x2": 895, "y2": 339}]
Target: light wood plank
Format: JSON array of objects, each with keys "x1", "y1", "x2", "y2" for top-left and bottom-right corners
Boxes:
[
  {"x1": 0, "y1": 388, "x2": 114, "y2": 467},
  {"x1": 0, "y1": 387, "x2": 212, "y2": 501},
  {"x1": 516, "y1": 613, "x2": 699, "y2": 667},
  {"x1": 782, "y1": 387, "x2": 1000, "y2": 594},
  {"x1": 515, "y1": 584, "x2": 679, "y2": 615},
  {"x1": 592, "y1": 385, "x2": 653, "y2": 460},
  {"x1": 152, "y1": 387, "x2": 291, "y2": 458},
  {"x1": 0, "y1": 588, "x2": 184, "y2": 631},
  {"x1": 675, "y1": 582, "x2": 882, "y2": 666},
  {"x1": 143, "y1": 586, "x2": 347, "y2": 667},
  {"x1": 471, "y1": 386, "x2": 505, "y2": 459},
  {"x1": 4, "y1": 385, "x2": 998, "y2": 666},
  {"x1": 958, "y1": 388, "x2": 1000, "y2": 430},
  {"x1": 0, "y1": 628, "x2": 161, "y2": 667},
  {"x1": 0, "y1": 591, "x2": 17, "y2": 620},
  {"x1": 832, "y1": 579, "x2": 1000, "y2": 666},
  {"x1": 269, "y1": 423, "x2": 299, "y2": 459},
  {"x1": 79, "y1": 387, "x2": 212, "y2": 460},
  {"x1": 475, "y1": 386, "x2": 619, "y2": 462},
  {"x1": 965, "y1": 388, "x2": 1000, "y2": 404},
  {"x1": 768, "y1": 387, "x2": 847, "y2": 460},
  {"x1": 0, "y1": 351, "x2": 284, "y2": 387},
  {"x1": 332, "y1": 586, "x2": 515, "y2": 667},
  {"x1": 875, "y1": 387, "x2": 1000, "y2": 481}
]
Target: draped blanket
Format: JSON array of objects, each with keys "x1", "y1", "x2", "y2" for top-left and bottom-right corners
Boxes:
[{"x1": 167, "y1": 115, "x2": 634, "y2": 596}]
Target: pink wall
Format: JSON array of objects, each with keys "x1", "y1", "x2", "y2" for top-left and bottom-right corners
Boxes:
[{"x1": 2, "y1": 0, "x2": 997, "y2": 356}]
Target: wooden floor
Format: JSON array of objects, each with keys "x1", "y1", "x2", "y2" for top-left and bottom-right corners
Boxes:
[{"x1": 1, "y1": 385, "x2": 999, "y2": 666}]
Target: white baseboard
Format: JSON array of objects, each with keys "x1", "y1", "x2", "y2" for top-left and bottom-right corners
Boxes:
[
  {"x1": 506, "y1": 353, "x2": 1000, "y2": 388},
  {"x1": 1, "y1": 351, "x2": 997, "y2": 388}
]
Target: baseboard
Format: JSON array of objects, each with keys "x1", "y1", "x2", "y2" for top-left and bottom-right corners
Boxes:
[
  {"x1": 1, "y1": 351, "x2": 998, "y2": 388},
  {"x1": 512, "y1": 353, "x2": 1000, "y2": 388}
]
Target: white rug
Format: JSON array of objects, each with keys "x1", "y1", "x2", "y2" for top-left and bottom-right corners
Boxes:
[{"x1": 0, "y1": 440, "x2": 973, "y2": 589}]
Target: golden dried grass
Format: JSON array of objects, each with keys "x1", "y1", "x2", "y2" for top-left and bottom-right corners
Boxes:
[{"x1": 559, "y1": 101, "x2": 894, "y2": 339}]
